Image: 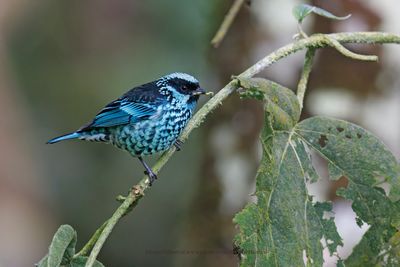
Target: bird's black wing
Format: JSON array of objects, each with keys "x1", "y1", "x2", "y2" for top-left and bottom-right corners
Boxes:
[{"x1": 81, "y1": 81, "x2": 167, "y2": 129}]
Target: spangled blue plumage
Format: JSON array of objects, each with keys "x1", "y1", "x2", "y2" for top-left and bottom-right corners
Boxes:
[
  {"x1": 47, "y1": 72, "x2": 206, "y2": 185},
  {"x1": 87, "y1": 81, "x2": 167, "y2": 128}
]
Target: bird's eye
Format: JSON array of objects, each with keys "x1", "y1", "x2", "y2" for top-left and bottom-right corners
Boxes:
[{"x1": 182, "y1": 85, "x2": 188, "y2": 91}]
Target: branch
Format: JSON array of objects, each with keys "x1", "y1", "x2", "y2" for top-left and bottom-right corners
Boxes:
[
  {"x1": 211, "y1": 0, "x2": 247, "y2": 48},
  {"x1": 83, "y1": 31, "x2": 400, "y2": 267},
  {"x1": 297, "y1": 48, "x2": 316, "y2": 110},
  {"x1": 75, "y1": 221, "x2": 108, "y2": 258},
  {"x1": 324, "y1": 36, "x2": 379, "y2": 61}
]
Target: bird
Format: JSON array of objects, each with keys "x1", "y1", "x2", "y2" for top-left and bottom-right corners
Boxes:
[{"x1": 47, "y1": 72, "x2": 206, "y2": 185}]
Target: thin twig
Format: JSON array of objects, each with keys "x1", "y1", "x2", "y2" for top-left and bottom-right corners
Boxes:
[
  {"x1": 211, "y1": 0, "x2": 247, "y2": 48},
  {"x1": 83, "y1": 32, "x2": 400, "y2": 267},
  {"x1": 324, "y1": 36, "x2": 379, "y2": 61},
  {"x1": 74, "y1": 220, "x2": 108, "y2": 257},
  {"x1": 297, "y1": 48, "x2": 316, "y2": 110},
  {"x1": 297, "y1": 23, "x2": 309, "y2": 39}
]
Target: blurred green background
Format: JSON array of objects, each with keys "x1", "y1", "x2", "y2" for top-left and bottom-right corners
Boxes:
[{"x1": 0, "y1": 0, "x2": 399, "y2": 266}]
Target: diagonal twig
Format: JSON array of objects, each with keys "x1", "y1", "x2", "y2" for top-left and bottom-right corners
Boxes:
[{"x1": 211, "y1": 0, "x2": 247, "y2": 48}]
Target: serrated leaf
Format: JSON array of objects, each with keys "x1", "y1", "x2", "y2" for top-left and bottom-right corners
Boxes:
[
  {"x1": 69, "y1": 256, "x2": 105, "y2": 267},
  {"x1": 296, "y1": 117, "x2": 400, "y2": 202},
  {"x1": 234, "y1": 79, "x2": 400, "y2": 266},
  {"x1": 328, "y1": 162, "x2": 344, "y2": 181},
  {"x1": 234, "y1": 79, "x2": 341, "y2": 266},
  {"x1": 293, "y1": 4, "x2": 351, "y2": 23},
  {"x1": 296, "y1": 117, "x2": 400, "y2": 266},
  {"x1": 47, "y1": 225, "x2": 77, "y2": 267},
  {"x1": 381, "y1": 230, "x2": 400, "y2": 266}
]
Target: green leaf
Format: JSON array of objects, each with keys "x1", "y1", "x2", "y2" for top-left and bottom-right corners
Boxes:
[
  {"x1": 234, "y1": 78, "x2": 400, "y2": 266},
  {"x1": 292, "y1": 4, "x2": 314, "y2": 23},
  {"x1": 293, "y1": 4, "x2": 351, "y2": 23},
  {"x1": 234, "y1": 79, "x2": 341, "y2": 266},
  {"x1": 236, "y1": 77, "x2": 300, "y2": 130},
  {"x1": 37, "y1": 254, "x2": 105, "y2": 267},
  {"x1": 36, "y1": 255, "x2": 48, "y2": 267},
  {"x1": 380, "y1": 231, "x2": 400, "y2": 266},
  {"x1": 49, "y1": 225, "x2": 77, "y2": 266},
  {"x1": 69, "y1": 256, "x2": 105, "y2": 267},
  {"x1": 36, "y1": 225, "x2": 106, "y2": 267},
  {"x1": 297, "y1": 117, "x2": 400, "y2": 266},
  {"x1": 296, "y1": 117, "x2": 400, "y2": 202},
  {"x1": 47, "y1": 225, "x2": 77, "y2": 267}
]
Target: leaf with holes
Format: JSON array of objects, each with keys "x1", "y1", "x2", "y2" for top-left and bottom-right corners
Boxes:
[
  {"x1": 234, "y1": 78, "x2": 400, "y2": 266},
  {"x1": 296, "y1": 117, "x2": 400, "y2": 266},
  {"x1": 292, "y1": 4, "x2": 351, "y2": 23},
  {"x1": 234, "y1": 78, "x2": 342, "y2": 266}
]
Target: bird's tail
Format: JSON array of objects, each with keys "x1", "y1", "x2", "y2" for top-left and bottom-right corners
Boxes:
[{"x1": 47, "y1": 132, "x2": 81, "y2": 144}]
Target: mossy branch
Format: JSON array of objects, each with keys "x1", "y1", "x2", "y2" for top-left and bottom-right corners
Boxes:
[
  {"x1": 82, "y1": 31, "x2": 400, "y2": 267},
  {"x1": 297, "y1": 48, "x2": 316, "y2": 110}
]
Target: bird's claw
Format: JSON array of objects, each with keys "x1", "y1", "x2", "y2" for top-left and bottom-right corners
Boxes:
[
  {"x1": 138, "y1": 156, "x2": 158, "y2": 186},
  {"x1": 144, "y1": 170, "x2": 158, "y2": 186},
  {"x1": 174, "y1": 139, "x2": 183, "y2": 151}
]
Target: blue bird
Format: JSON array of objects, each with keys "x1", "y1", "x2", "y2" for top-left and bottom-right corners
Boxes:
[{"x1": 47, "y1": 73, "x2": 206, "y2": 185}]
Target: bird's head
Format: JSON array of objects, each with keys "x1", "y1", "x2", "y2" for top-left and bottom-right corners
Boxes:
[{"x1": 160, "y1": 73, "x2": 206, "y2": 102}]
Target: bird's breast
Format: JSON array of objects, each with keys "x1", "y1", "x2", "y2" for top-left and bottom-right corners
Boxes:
[{"x1": 110, "y1": 106, "x2": 193, "y2": 156}]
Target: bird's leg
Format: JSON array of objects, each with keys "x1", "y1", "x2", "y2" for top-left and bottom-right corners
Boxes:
[
  {"x1": 138, "y1": 156, "x2": 157, "y2": 186},
  {"x1": 174, "y1": 139, "x2": 183, "y2": 151}
]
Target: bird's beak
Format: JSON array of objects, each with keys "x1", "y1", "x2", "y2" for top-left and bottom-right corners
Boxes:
[{"x1": 191, "y1": 87, "x2": 206, "y2": 96}]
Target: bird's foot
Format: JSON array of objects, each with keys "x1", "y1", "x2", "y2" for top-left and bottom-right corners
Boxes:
[
  {"x1": 138, "y1": 156, "x2": 158, "y2": 186},
  {"x1": 174, "y1": 139, "x2": 183, "y2": 151},
  {"x1": 144, "y1": 170, "x2": 158, "y2": 186}
]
